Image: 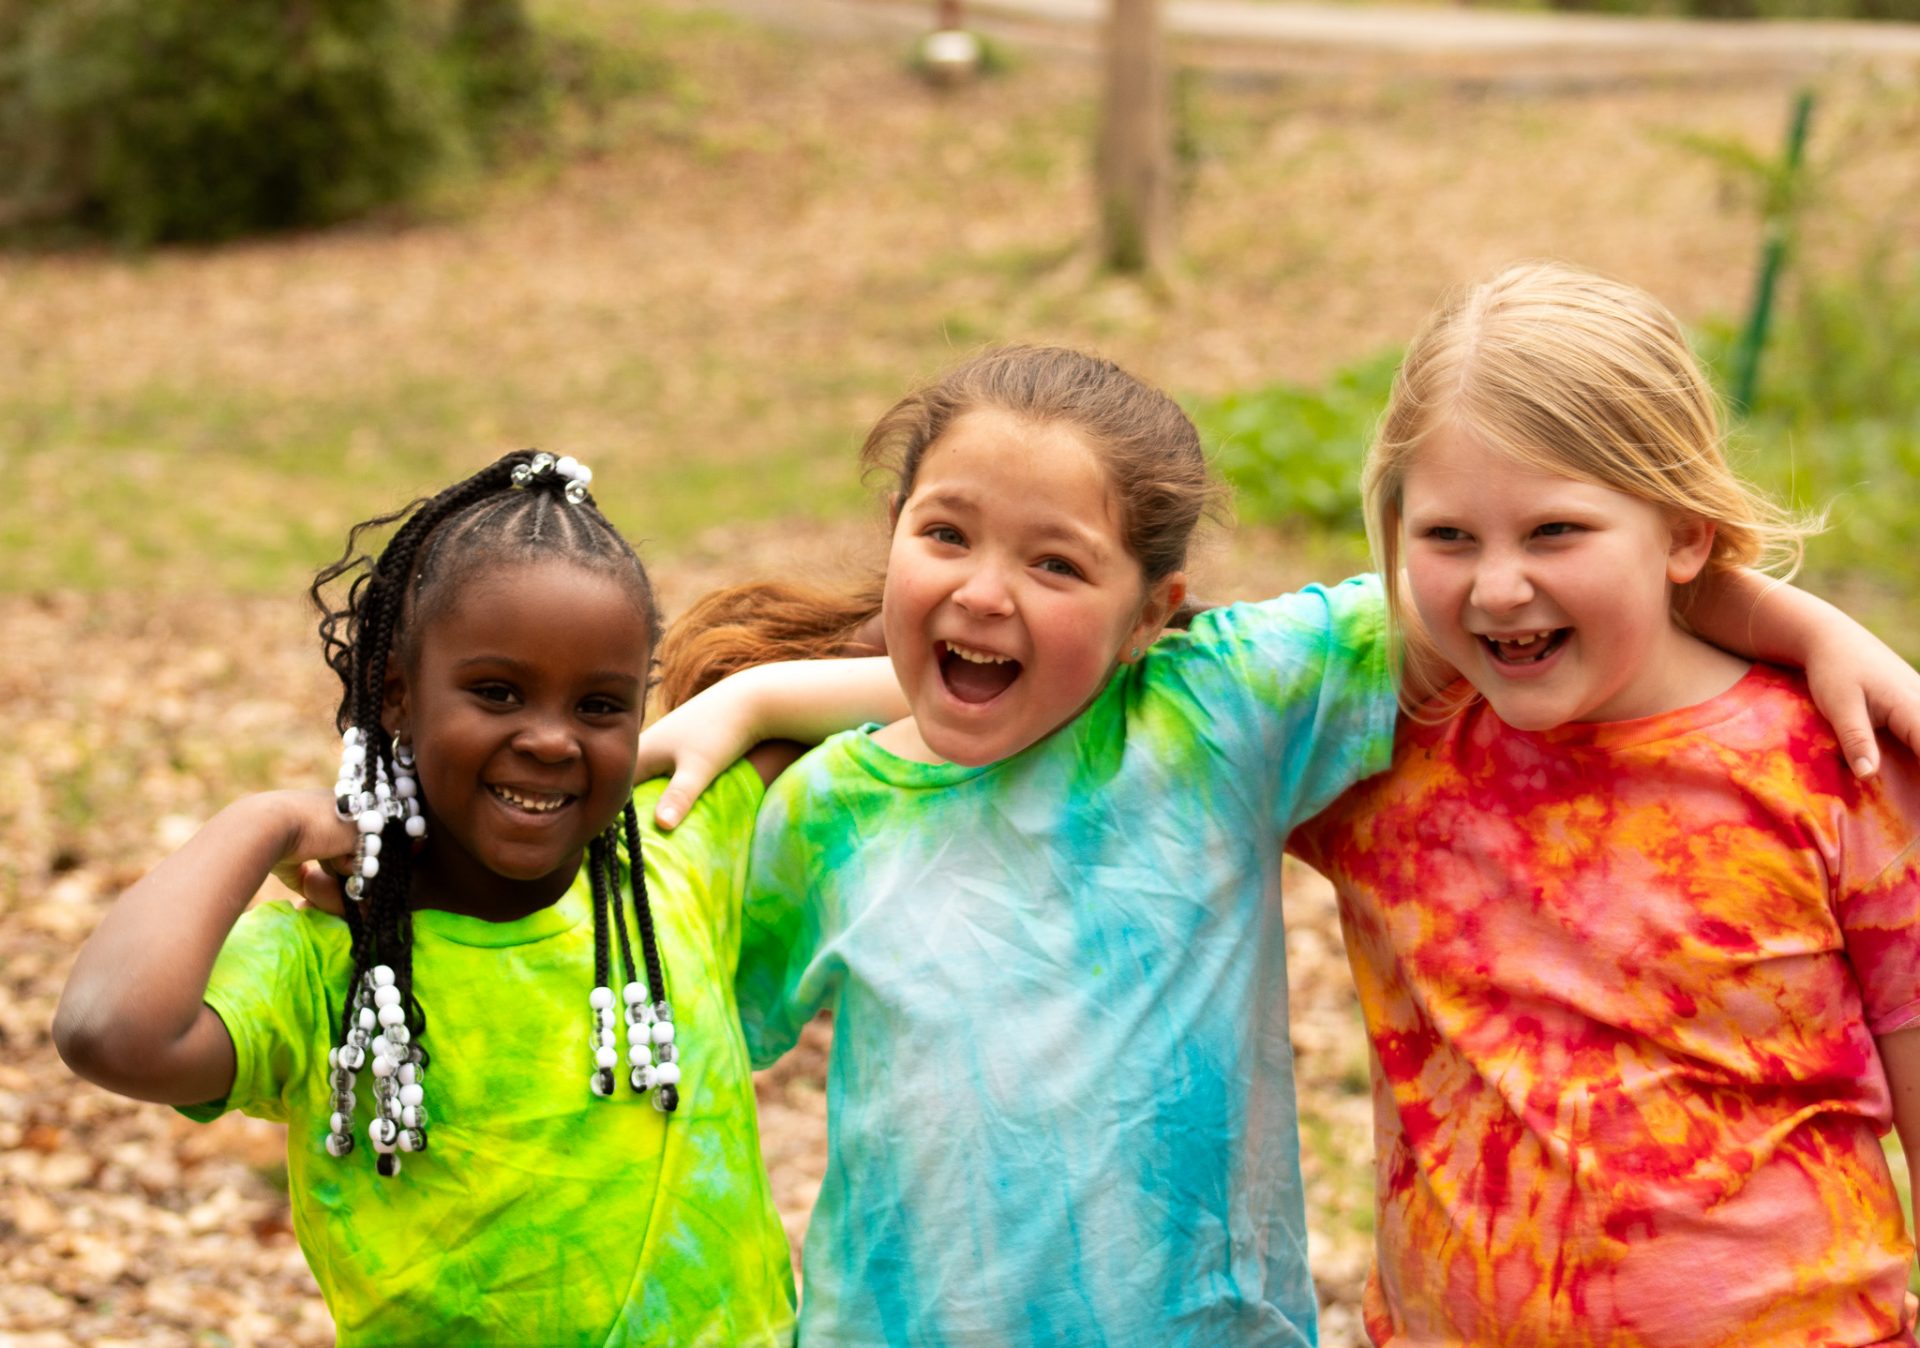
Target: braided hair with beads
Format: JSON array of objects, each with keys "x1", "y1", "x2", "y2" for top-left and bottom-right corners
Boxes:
[{"x1": 308, "y1": 450, "x2": 682, "y2": 1179}]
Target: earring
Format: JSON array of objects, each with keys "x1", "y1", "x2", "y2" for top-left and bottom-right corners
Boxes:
[
  {"x1": 1129, "y1": 646, "x2": 1142, "y2": 661},
  {"x1": 332, "y1": 729, "x2": 425, "y2": 901}
]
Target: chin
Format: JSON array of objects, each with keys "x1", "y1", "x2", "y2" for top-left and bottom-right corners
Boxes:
[{"x1": 1476, "y1": 696, "x2": 1568, "y2": 733}]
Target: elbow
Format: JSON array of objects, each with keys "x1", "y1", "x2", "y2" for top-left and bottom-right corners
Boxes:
[
  {"x1": 53, "y1": 984, "x2": 161, "y2": 1097},
  {"x1": 52, "y1": 991, "x2": 114, "y2": 1084}
]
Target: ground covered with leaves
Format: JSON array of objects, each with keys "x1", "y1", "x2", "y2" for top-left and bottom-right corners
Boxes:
[{"x1": 4, "y1": 1, "x2": 1917, "y2": 1343}]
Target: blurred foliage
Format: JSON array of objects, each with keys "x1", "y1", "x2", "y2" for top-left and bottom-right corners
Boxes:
[
  {"x1": 0, "y1": 0, "x2": 565, "y2": 246},
  {"x1": 1188, "y1": 352, "x2": 1397, "y2": 530},
  {"x1": 1706, "y1": 256, "x2": 1920, "y2": 590}
]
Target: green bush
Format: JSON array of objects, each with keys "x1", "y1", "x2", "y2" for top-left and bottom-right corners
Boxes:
[
  {"x1": 0, "y1": 0, "x2": 474, "y2": 245},
  {"x1": 1707, "y1": 260, "x2": 1920, "y2": 593},
  {"x1": 1187, "y1": 351, "x2": 1396, "y2": 530}
]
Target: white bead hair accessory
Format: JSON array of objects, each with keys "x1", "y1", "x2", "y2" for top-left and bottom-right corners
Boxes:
[
  {"x1": 323, "y1": 960, "x2": 430, "y2": 1178},
  {"x1": 332, "y1": 732, "x2": 425, "y2": 881},
  {"x1": 510, "y1": 450, "x2": 595, "y2": 503}
]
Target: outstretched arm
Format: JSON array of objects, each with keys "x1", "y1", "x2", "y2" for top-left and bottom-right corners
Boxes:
[
  {"x1": 53, "y1": 791, "x2": 357, "y2": 1105},
  {"x1": 1691, "y1": 569, "x2": 1920, "y2": 778},
  {"x1": 638, "y1": 657, "x2": 907, "y2": 829}
]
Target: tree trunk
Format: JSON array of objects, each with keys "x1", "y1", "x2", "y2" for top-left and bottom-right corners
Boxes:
[{"x1": 1097, "y1": 0, "x2": 1174, "y2": 276}]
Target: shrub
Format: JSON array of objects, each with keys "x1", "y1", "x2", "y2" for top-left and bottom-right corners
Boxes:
[
  {"x1": 1187, "y1": 351, "x2": 1396, "y2": 530},
  {"x1": 0, "y1": 0, "x2": 470, "y2": 245}
]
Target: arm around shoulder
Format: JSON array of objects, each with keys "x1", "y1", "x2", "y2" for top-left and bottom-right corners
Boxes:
[
  {"x1": 1689, "y1": 568, "x2": 1920, "y2": 777},
  {"x1": 639, "y1": 657, "x2": 906, "y2": 829},
  {"x1": 54, "y1": 790, "x2": 355, "y2": 1106}
]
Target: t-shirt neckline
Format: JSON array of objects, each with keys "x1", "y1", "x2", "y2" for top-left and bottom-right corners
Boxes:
[
  {"x1": 412, "y1": 880, "x2": 589, "y2": 947},
  {"x1": 1492, "y1": 661, "x2": 1771, "y2": 752}
]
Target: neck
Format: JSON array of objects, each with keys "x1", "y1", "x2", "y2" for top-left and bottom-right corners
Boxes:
[{"x1": 407, "y1": 828, "x2": 581, "y2": 922}]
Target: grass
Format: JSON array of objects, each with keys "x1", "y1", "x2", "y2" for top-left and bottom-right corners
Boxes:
[{"x1": 0, "y1": 3, "x2": 1914, "y2": 623}]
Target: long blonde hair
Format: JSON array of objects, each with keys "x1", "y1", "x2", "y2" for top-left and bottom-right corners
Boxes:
[{"x1": 1363, "y1": 261, "x2": 1818, "y2": 707}]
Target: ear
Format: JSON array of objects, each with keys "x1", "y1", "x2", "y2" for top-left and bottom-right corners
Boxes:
[
  {"x1": 1666, "y1": 515, "x2": 1716, "y2": 586},
  {"x1": 1122, "y1": 571, "x2": 1188, "y2": 663},
  {"x1": 380, "y1": 660, "x2": 410, "y2": 738}
]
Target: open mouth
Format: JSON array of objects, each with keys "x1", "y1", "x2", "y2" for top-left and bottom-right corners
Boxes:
[
  {"x1": 937, "y1": 640, "x2": 1022, "y2": 705},
  {"x1": 488, "y1": 784, "x2": 575, "y2": 815},
  {"x1": 1481, "y1": 628, "x2": 1569, "y2": 666}
]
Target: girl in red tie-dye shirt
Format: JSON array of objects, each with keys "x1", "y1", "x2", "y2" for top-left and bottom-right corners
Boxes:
[{"x1": 1293, "y1": 262, "x2": 1920, "y2": 1346}]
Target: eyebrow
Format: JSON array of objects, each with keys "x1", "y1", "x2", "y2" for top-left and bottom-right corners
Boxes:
[{"x1": 452, "y1": 656, "x2": 643, "y2": 688}]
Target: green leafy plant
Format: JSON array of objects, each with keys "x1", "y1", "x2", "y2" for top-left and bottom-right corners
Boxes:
[{"x1": 1187, "y1": 351, "x2": 1398, "y2": 530}]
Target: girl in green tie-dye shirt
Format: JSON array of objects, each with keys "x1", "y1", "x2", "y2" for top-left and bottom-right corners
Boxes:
[{"x1": 55, "y1": 451, "x2": 795, "y2": 1346}]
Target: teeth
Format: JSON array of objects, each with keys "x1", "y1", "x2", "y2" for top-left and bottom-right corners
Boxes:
[
  {"x1": 493, "y1": 786, "x2": 568, "y2": 813},
  {"x1": 1492, "y1": 630, "x2": 1556, "y2": 648},
  {"x1": 946, "y1": 642, "x2": 1011, "y2": 665}
]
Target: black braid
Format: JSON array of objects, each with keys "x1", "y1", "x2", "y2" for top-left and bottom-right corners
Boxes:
[
  {"x1": 621, "y1": 801, "x2": 668, "y2": 1003},
  {"x1": 603, "y1": 830, "x2": 640, "y2": 994},
  {"x1": 309, "y1": 449, "x2": 660, "y2": 1167}
]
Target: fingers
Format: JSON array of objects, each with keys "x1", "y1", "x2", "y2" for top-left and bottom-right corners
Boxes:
[
  {"x1": 1886, "y1": 703, "x2": 1920, "y2": 762},
  {"x1": 300, "y1": 862, "x2": 348, "y2": 917},
  {"x1": 1839, "y1": 726, "x2": 1881, "y2": 780},
  {"x1": 654, "y1": 756, "x2": 726, "y2": 831}
]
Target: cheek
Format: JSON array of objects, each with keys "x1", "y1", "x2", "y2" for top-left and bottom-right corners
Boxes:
[{"x1": 1401, "y1": 556, "x2": 1460, "y2": 633}]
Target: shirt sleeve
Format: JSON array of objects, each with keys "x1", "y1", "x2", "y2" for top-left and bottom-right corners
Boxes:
[
  {"x1": 1836, "y1": 740, "x2": 1920, "y2": 1036},
  {"x1": 634, "y1": 761, "x2": 765, "y2": 977},
  {"x1": 175, "y1": 903, "x2": 330, "y2": 1125},
  {"x1": 735, "y1": 757, "x2": 838, "y2": 1070},
  {"x1": 1169, "y1": 574, "x2": 1399, "y2": 835}
]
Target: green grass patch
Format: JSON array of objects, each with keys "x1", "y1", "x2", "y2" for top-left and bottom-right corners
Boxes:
[{"x1": 0, "y1": 376, "x2": 868, "y2": 594}]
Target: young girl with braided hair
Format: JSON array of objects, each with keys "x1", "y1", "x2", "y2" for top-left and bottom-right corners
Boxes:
[
  {"x1": 55, "y1": 450, "x2": 796, "y2": 1346},
  {"x1": 638, "y1": 340, "x2": 1920, "y2": 1346}
]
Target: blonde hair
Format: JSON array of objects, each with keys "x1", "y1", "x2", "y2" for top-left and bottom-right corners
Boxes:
[{"x1": 1362, "y1": 261, "x2": 1818, "y2": 707}]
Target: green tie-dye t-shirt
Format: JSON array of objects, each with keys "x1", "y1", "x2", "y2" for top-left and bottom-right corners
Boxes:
[
  {"x1": 740, "y1": 577, "x2": 1397, "y2": 1347},
  {"x1": 182, "y1": 763, "x2": 796, "y2": 1347}
]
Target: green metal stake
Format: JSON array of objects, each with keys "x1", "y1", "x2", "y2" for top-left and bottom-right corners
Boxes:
[{"x1": 1729, "y1": 89, "x2": 1815, "y2": 416}]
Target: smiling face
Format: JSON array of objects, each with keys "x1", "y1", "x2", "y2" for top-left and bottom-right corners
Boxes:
[
  {"x1": 388, "y1": 558, "x2": 651, "y2": 913},
  {"x1": 880, "y1": 408, "x2": 1183, "y2": 767},
  {"x1": 1401, "y1": 423, "x2": 1730, "y2": 730}
]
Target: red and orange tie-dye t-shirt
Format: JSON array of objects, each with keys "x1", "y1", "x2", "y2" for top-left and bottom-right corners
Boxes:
[{"x1": 1293, "y1": 664, "x2": 1920, "y2": 1348}]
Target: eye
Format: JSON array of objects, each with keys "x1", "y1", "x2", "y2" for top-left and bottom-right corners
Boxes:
[
  {"x1": 470, "y1": 681, "x2": 520, "y2": 706},
  {"x1": 578, "y1": 694, "x2": 631, "y2": 718},
  {"x1": 1422, "y1": 526, "x2": 1469, "y2": 543},
  {"x1": 1037, "y1": 557, "x2": 1083, "y2": 579},
  {"x1": 1534, "y1": 522, "x2": 1583, "y2": 538},
  {"x1": 925, "y1": 524, "x2": 965, "y2": 547}
]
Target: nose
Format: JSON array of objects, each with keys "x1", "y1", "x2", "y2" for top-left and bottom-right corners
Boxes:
[
  {"x1": 511, "y1": 711, "x2": 580, "y2": 763},
  {"x1": 951, "y1": 556, "x2": 1015, "y2": 619},
  {"x1": 1469, "y1": 547, "x2": 1534, "y2": 615}
]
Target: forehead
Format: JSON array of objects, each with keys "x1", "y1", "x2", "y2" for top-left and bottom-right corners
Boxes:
[
  {"x1": 1404, "y1": 423, "x2": 1635, "y2": 514},
  {"x1": 908, "y1": 408, "x2": 1122, "y2": 534},
  {"x1": 416, "y1": 559, "x2": 653, "y2": 674}
]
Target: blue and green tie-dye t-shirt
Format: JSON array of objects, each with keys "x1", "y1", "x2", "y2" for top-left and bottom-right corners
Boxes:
[
  {"x1": 182, "y1": 764, "x2": 796, "y2": 1348},
  {"x1": 740, "y1": 577, "x2": 1396, "y2": 1348}
]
